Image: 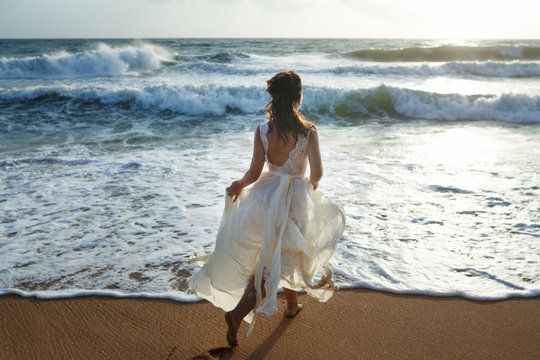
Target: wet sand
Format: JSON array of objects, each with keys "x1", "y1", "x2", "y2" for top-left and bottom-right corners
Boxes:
[{"x1": 1, "y1": 289, "x2": 539, "y2": 359}]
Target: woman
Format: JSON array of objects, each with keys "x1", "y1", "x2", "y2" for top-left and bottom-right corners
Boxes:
[{"x1": 188, "y1": 70, "x2": 345, "y2": 347}]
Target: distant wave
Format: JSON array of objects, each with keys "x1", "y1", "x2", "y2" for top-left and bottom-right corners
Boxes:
[
  {"x1": 0, "y1": 43, "x2": 174, "y2": 79},
  {"x1": 175, "y1": 60, "x2": 540, "y2": 78},
  {"x1": 189, "y1": 52, "x2": 250, "y2": 63},
  {"x1": 4, "y1": 44, "x2": 540, "y2": 80},
  {"x1": 1, "y1": 84, "x2": 539, "y2": 123},
  {"x1": 326, "y1": 61, "x2": 540, "y2": 78},
  {"x1": 346, "y1": 46, "x2": 540, "y2": 62},
  {"x1": 179, "y1": 61, "x2": 259, "y2": 75}
]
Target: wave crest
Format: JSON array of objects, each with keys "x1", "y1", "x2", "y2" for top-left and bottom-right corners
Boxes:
[
  {"x1": 307, "y1": 86, "x2": 539, "y2": 123},
  {"x1": 346, "y1": 46, "x2": 540, "y2": 62},
  {"x1": 327, "y1": 61, "x2": 540, "y2": 78},
  {"x1": 1, "y1": 84, "x2": 539, "y2": 123},
  {"x1": 0, "y1": 43, "x2": 174, "y2": 79}
]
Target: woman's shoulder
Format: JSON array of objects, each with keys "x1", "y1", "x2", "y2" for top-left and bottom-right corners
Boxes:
[
  {"x1": 302, "y1": 119, "x2": 317, "y2": 132},
  {"x1": 257, "y1": 123, "x2": 267, "y2": 141},
  {"x1": 307, "y1": 124, "x2": 319, "y2": 144},
  {"x1": 305, "y1": 122, "x2": 317, "y2": 137},
  {"x1": 256, "y1": 123, "x2": 268, "y2": 147}
]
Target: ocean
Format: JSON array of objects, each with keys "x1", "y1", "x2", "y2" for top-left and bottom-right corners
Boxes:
[{"x1": 0, "y1": 38, "x2": 538, "y2": 301}]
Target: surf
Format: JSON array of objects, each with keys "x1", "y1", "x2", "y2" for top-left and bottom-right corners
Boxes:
[
  {"x1": 0, "y1": 42, "x2": 174, "y2": 79},
  {"x1": 2, "y1": 83, "x2": 539, "y2": 123},
  {"x1": 346, "y1": 45, "x2": 540, "y2": 62}
]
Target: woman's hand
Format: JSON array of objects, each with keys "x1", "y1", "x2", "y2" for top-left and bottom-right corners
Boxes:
[
  {"x1": 226, "y1": 180, "x2": 244, "y2": 202},
  {"x1": 311, "y1": 181, "x2": 318, "y2": 191},
  {"x1": 224, "y1": 126, "x2": 265, "y2": 203}
]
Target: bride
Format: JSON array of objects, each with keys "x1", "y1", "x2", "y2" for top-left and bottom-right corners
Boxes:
[{"x1": 189, "y1": 70, "x2": 345, "y2": 347}]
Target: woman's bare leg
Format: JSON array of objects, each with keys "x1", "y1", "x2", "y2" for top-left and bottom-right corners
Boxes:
[
  {"x1": 283, "y1": 287, "x2": 303, "y2": 317},
  {"x1": 225, "y1": 277, "x2": 266, "y2": 347}
]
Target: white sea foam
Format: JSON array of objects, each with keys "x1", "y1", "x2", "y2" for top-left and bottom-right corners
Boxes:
[
  {"x1": 385, "y1": 88, "x2": 540, "y2": 123},
  {"x1": 177, "y1": 54, "x2": 540, "y2": 78},
  {"x1": 499, "y1": 46, "x2": 524, "y2": 58},
  {"x1": 1, "y1": 83, "x2": 540, "y2": 123},
  {"x1": 326, "y1": 61, "x2": 540, "y2": 78},
  {"x1": 1, "y1": 126, "x2": 538, "y2": 301},
  {"x1": 1, "y1": 288, "x2": 200, "y2": 302},
  {"x1": 0, "y1": 43, "x2": 174, "y2": 79}
]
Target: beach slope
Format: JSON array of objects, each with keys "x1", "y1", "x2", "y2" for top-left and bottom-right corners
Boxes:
[{"x1": 1, "y1": 289, "x2": 539, "y2": 359}]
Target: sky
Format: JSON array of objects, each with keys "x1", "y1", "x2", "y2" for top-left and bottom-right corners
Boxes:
[{"x1": 1, "y1": 0, "x2": 539, "y2": 39}]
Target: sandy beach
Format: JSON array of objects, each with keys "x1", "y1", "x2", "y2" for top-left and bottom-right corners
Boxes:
[{"x1": 1, "y1": 289, "x2": 539, "y2": 360}]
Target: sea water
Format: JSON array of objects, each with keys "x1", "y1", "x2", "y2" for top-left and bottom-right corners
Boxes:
[{"x1": 0, "y1": 39, "x2": 538, "y2": 301}]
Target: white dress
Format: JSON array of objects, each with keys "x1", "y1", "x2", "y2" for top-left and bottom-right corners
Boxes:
[{"x1": 188, "y1": 122, "x2": 346, "y2": 336}]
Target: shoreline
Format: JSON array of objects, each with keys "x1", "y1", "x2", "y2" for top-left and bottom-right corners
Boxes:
[
  {"x1": 2, "y1": 284, "x2": 538, "y2": 301},
  {"x1": 1, "y1": 288, "x2": 539, "y2": 359}
]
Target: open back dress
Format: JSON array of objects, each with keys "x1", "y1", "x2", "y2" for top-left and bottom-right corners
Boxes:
[{"x1": 188, "y1": 122, "x2": 346, "y2": 336}]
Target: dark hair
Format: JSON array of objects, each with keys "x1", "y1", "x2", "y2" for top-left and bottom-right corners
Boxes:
[{"x1": 265, "y1": 70, "x2": 314, "y2": 144}]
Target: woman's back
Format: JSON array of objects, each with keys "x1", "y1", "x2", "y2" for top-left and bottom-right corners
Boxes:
[
  {"x1": 265, "y1": 127, "x2": 299, "y2": 167},
  {"x1": 260, "y1": 122, "x2": 312, "y2": 177}
]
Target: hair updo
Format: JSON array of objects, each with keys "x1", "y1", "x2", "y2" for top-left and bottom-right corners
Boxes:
[{"x1": 265, "y1": 70, "x2": 314, "y2": 144}]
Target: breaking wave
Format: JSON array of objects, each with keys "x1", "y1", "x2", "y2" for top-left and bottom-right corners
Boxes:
[
  {"x1": 0, "y1": 43, "x2": 174, "y2": 79},
  {"x1": 326, "y1": 61, "x2": 540, "y2": 78},
  {"x1": 1, "y1": 84, "x2": 539, "y2": 123},
  {"x1": 346, "y1": 45, "x2": 540, "y2": 62}
]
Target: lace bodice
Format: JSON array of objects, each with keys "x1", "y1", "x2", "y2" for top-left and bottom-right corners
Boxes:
[{"x1": 259, "y1": 122, "x2": 310, "y2": 176}]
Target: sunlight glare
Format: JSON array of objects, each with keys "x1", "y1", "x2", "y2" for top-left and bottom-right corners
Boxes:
[
  {"x1": 421, "y1": 0, "x2": 516, "y2": 38},
  {"x1": 422, "y1": 127, "x2": 496, "y2": 166}
]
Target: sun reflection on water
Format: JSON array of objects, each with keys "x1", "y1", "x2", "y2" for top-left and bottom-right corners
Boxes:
[{"x1": 420, "y1": 127, "x2": 500, "y2": 166}]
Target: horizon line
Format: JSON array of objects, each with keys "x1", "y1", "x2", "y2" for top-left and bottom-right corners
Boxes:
[{"x1": 2, "y1": 36, "x2": 540, "y2": 41}]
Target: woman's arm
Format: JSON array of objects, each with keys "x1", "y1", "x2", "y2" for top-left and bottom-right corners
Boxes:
[
  {"x1": 307, "y1": 128, "x2": 323, "y2": 190},
  {"x1": 226, "y1": 125, "x2": 265, "y2": 202}
]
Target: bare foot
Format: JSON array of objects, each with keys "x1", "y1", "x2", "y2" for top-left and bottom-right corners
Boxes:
[
  {"x1": 224, "y1": 311, "x2": 240, "y2": 347},
  {"x1": 285, "y1": 303, "x2": 303, "y2": 318}
]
